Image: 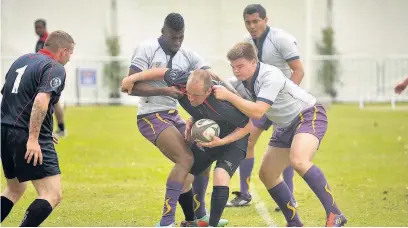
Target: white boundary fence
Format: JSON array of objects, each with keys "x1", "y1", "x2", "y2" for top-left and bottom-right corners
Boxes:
[{"x1": 1, "y1": 55, "x2": 407, "y2": 107}]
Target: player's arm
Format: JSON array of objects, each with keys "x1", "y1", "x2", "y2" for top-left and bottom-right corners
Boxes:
[
  {"x1": 26, "y1": 92, "x2": 51, "y2": 166},
  {"x1": 29, "y1": 93, "x2": 51, "y2": 140},
  {"x1": 122, "y1": 68, "x2": 190, "y2": 94},
  {"x1": 126, "y1": 68, "x2": 174, "y2": 96},
  {"x1": 213, "y1": 73, "x2": 284, "y2": 120},
  {"x1": 26, "y1": 64, "x2": 65, "y2": 166},
  {"x1": 287, "y1": 59, "x2": 304, "y2": 85},
  {"x1": 199, "y1": 120, "x2": 252, "y2": 148},
  {"x1": 29, "y1": 64, "x2": 65, "y2": 140},
  {"x1": 128, "y1": 68, "x2": 190, "y2": 85},
  {"x1": 185, "y1": 116, "x2": 195, "y2": 143},
  {"x1": 394, "y1": 76, "x2": 408, "y2": 94},
  {"x1": 402, "y1": 77, "x2": 408, "y2": 85},
  {"x1": 229, "y1": 95, "x2": 270, "y2": 120},
  {"x1": 217, "y1": 105, "x2": 253, "y2": 145},
  {"x1": 126, "y1": 44, "x2": 177, "y2": 97},
  {"x1": 127, "y1": 68, "x2": 169, "y2": 83},
  {"x1": 277, "y1": 33, "x2": 304, "y2": 85},
  {"x1": 122, "y1": 68, "x2": 169, "y2": 94},
  {"x1": 199, "y1": 109, "x2": 252, "y2": 148},
  {"x1": 220, "y1": 120, "x2": 252, "y2": 145},
  {"x1": 212, "y1": 87, "x2": 270, "y2": 120}
]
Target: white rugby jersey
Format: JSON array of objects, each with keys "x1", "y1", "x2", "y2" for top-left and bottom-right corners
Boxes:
[
  {"x1": 130, "y1": 38, "x2": 208, "y2": 115},
  {"x1": 229, "y1": 62, "x2": 316, "y2": 128},
  {"x1": 244, "y1": 26, "x2": 299, "y2": 78}
]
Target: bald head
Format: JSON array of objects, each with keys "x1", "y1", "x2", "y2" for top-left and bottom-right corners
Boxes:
[
  {"x1": 188, "y1": 69, "x2": 213, "y2": 92},
  {"x1": 185, "y1": 69, "x2": 214, "y2": 106}
]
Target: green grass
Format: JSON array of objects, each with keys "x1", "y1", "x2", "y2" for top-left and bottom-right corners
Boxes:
[{"x1": 1, "y1": 104, "x2": 408, "y2": 226}]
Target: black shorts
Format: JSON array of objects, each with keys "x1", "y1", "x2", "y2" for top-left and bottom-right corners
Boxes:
[
  {"x1": 1, "y1": 125, "x2": 61, "y2": 182},
  {"x1": 189, "y1": 135, "x2": 249, "y2": 177}
]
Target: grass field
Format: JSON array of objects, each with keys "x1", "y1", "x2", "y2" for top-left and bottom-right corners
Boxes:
[{"x1": 1, "y1": 104, "x2": 408, "y2": 227}]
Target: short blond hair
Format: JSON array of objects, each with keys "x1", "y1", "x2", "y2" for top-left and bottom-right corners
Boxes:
[
  {"x1": 190, "y1": 69, "x2": 239, "y2": 95},
  {"x1": 44, "y1": 30, "x2": 75, "y2": 52},
  {"x1": 227, "y1": 42, "x2": 258, "y2": 62},
  {"x1": 190, "y1": 69, "x2": 213, "y2": 92}
]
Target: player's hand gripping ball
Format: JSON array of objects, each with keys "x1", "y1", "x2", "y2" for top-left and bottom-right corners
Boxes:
[{"x1": 191, "y1": 119, "x2": 220, "y2": 143}]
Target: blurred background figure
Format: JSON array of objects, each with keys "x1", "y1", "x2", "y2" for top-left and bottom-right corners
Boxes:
[{"x1": 34, "y1": 19, "x2": 48, "y2": 53}]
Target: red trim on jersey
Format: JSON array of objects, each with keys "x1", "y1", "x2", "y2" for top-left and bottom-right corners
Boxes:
[
  {"x1": 173, "y1": 83, "x2": 187, "y2": 94},
  {"x1": 39, "y1": 32, "x2": 49, "y2": 42},
  {"x1": 173, "y1": 83, "x2": 186, "y2": 88},
  {"x1": 179, "y1": 88, "x2": 187, "y2": 94},
  {"x1": 204, "y1": 100, "x2": 220, "y2": 115},
  {"x1": 38, "y1": 49, "x2": 56, "y2": 60}
]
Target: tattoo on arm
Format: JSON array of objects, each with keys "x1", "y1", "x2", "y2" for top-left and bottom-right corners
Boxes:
[{"x1": 29, "y1": 96, "x2": 49, "y2": 139}]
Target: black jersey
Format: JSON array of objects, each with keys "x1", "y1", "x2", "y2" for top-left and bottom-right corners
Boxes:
[
  {"x1": 1, "y1": 49, "x2": 66, "y2": 138},
  {"x1": 163, "y1": 69, "x2": 249, "y2": 138}
]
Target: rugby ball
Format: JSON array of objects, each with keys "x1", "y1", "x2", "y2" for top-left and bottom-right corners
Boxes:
[{"x1": 191, "y1": 119, "x2": 220, "y2": 143}]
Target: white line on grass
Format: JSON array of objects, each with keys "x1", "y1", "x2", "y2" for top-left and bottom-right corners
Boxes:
[
  {"x1": 361, "y1": 106, "x2": 408, "y2": 111},
  {"x1": 250, "y1": 183, "x2": 278, "y2": 227}
]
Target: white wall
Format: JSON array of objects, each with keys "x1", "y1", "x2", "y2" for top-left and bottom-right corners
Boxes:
[
  {"x1": 1, "y1": 0, "x2": 408, "y2": 103},
  {"x1": 333, "y1": 0, "x2": 408, "y2": 56}
]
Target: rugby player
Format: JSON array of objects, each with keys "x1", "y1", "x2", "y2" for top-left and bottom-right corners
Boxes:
[
  {"x1": 227, "y1": 4, "x2": 304, "y2": 209},
  {"x1": 122, "y1": 67, "x2": 251, "y2": 227},
  {"x1": 1, "y1": 30, "x2": 75, "y2": 226},
  {"x1": 127, "y1": 13, "x2": 227, "y2": 227},
  {"x1": 213, "y1": 42, "x2": 347, "y2": 227}
]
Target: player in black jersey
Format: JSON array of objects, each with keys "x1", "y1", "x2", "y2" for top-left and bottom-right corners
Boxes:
[
  {"x1": 122, "y1": 68, "x2": 252, "y2": 227},
  {"x1": 1, "y1": 30, "x2": 75, "y2": 227}
]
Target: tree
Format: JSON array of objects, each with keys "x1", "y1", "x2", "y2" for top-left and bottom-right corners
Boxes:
[
  {"x1": 103, "y1": 35, "x2": 123, "y2": 100},
  {"x1": 315, "y1": 0, "x2": 340, "y2": 100},
  {"x1": 103, "y1": 0, "x2": 124, "y2": 103}
]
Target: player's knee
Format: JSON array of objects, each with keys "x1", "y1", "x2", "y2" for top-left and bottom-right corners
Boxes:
[
  {"x1": 259, "y1": 170, "x2": 283, "y2": 189},
  {"x1": 48, "y1": 189, "x2": 62, "y2": 208},
  {"x1": 258, "y1": 166, "x2": 280, "y2": 184},
  {"x1": 258, "y1": 167, "x2": 268, "y2": 183},
  {"x1": 289, "y1": 155, "x2": 311, "y2": 174},
  {"x1": 37, "y1": 185, "x2": 62, "y2": 208},
  {"x1": 4, "y1": 183, "x2": 27, "y2": 202},
  {"x1": 289, "y1": 155, "x2": 301, "y2": 168},
  {"x1": 177, "y1": 152, "x2": 194, "y2": 170},
  {"x1": 213, "y1": 168, "x2": 230, "y2": 186},
  {"x1": 10, "y1": 183, "x2": 27, "y2": 196},
  {"x1": 55, "y1": 190, "x2": 63, "y2": 206},
  {"x1": 182, "y1": 174, "x2": 194, "y2": 193}
]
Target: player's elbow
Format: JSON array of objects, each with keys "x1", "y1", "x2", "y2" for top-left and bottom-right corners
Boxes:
[
  {"x1": 292, "y1": 66, "x2": 304, "y2": 78},
  {"x1": 127, "y1": 82, "x2": 145, "y2": 96},
  {"x1": 252, "y1": 111, "x2": 264, "y2": 120},
  {"x1": 35, "y1": 92, "x2": 51, "y2": 108},
  {"x1": 252, "y1": 105, "x2": 269, "y2": 120}
]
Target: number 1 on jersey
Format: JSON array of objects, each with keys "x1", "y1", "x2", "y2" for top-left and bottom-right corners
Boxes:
[{"x1": 12, "y1": 65, "x2": 28, "y2": 94}]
